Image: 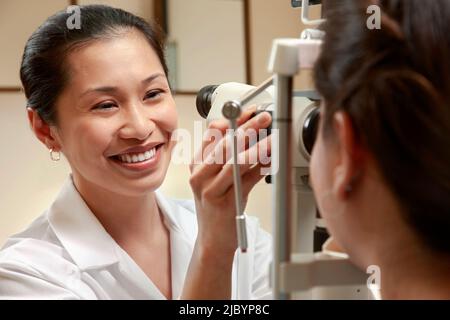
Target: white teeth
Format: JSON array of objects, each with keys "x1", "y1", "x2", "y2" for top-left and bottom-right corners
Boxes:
[{"x1": 118, "y1": 147, "x2": 157, "y2": 164}]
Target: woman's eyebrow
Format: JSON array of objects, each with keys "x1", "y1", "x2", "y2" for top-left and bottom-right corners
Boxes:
[
  {"x1": 79, "y1": 73, "x2": 166, "y2": 98},
  {"x1": 141, "y1": 73, "x2": 166, "y2": 86},
  {"x1": 79, "y1": 86, "x2": 117, "y2": 98}
]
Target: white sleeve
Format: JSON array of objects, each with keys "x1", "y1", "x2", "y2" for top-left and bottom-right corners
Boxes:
[
  {"x1": 0, "y1": 260, "x2": 81, "y2": 300},
  {"x1": 250, "y1": 225, "x2": 273, "y2": 300}
]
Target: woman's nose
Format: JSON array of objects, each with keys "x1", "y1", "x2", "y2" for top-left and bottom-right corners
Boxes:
[{"x1": 119, "y1": 105, "x2": 155, "y2": 141}]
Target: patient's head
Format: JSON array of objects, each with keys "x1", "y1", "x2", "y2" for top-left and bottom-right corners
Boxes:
[{"x1": 311, "y1": 0, "x2": 450, "y2": 270}]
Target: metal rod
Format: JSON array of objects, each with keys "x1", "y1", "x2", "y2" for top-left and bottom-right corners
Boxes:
[
  {"x1": 230, "y1": 118, "x2": 248, "y2": 253},
  {"x1": 240, "y1": 76, "x2": 274, "y2": 107},
  {"x1": 301, "y1": 0, "x2": 326, "y2": 26},
  {"x1": 272, "y1": 74, "x2": 293, "y2": 300},
  {"x1": 222, "y1": 76, "x2": 275, "y2": 254}
]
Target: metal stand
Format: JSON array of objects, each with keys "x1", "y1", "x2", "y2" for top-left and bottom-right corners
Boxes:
[{"x1": 268, "y1": 37, "x2": 370, "y2": 299}]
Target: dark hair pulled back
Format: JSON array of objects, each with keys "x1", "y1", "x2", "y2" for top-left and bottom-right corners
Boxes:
[{"x1": 314, "y1": 0, "x2": 450, "y2": 253}]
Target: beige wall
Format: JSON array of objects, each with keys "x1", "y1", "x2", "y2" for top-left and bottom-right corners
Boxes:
[
  {"x1": 0, "y1": 93, "x2": 71, "y2": 246},
  {"x1": 249, "y1": 0, "x2": 321, "y2": 89},
  {"x1": 167, "y1": 0, "x2": 246, "y2": 91},
  {"x1": 0, "y1": 0, "x2": 68, "y2": 87},
  {"x1": 0, "y1": 0, "x2": 320, "y2": 245}
]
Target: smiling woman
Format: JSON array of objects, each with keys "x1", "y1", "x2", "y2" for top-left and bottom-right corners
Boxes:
[{"x1": 0, "y1": 5, "x2": 273, "y2": 300}]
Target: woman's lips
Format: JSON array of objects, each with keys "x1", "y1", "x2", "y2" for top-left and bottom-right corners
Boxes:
[{"x1": 109, "y1": 143, "x2": 164, "y2": 172}]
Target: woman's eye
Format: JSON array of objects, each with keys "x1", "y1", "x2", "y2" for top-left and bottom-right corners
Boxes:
[
  {"x1": 144, "y1": 90, "x2": 163, "y2": 100},
  {"x1": 93, "y1": 102, "x2": 117, "y2": 110}
]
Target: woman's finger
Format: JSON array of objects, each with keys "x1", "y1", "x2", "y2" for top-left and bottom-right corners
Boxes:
[
  {"x1": 190, "y1": 105, "x2": 259, "y2": 172},
  {"x1": 203, "y1": 111, "x2": 271, "y2": 166},
  {"x1": 241, "y1": 161, "x2": 272, "y2": 196},
  {"x1": 205, "y1": 135, "x2": 272, "y2": 196},
  {"x1": 190, "y1": 110, "x2": 271, "y2": 181}
]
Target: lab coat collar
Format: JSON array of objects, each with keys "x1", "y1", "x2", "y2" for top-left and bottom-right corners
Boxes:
[
  {"x1": 48, "y1": 176, "x2": 197, "y2": 285},
  {"x1": 154, "y1": 190, "x2": 197, "y2": 242},
  {"x1": 48, "y1": 176, "x2": 120, "y2": 270},
  {"x1": 154, "y1": 190, "x2": 197, "y2": 299}
]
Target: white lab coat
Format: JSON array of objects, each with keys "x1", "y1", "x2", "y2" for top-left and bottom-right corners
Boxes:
[{"x1": 0, "y1": 176, "x2": 273, "y2": 300}]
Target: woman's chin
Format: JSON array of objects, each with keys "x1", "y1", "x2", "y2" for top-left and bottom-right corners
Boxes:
[{"x1": 120, "y1": 175, "x2": 165, "y2": 196}]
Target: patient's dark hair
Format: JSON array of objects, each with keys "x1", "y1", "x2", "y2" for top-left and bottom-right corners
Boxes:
[
  {"x1": 314, "y1": 0, "x2": 450, "y2": 253},
  {"x1": 20, "y1": 5, "x2": 167, "y2": 125}
]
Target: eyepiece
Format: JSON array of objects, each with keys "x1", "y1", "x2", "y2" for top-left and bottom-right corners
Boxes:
[
  {"x1": 196, "y1": 85, "x2": 218, "y2": 119},
  {"x1": 302, "y1": 106, "x2": 320, "y2": 156}
]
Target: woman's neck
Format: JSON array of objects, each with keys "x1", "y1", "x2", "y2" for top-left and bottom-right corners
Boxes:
[
  {"x1": 72, "y1": 174, "x2": 165, "y2": 246},
  {"x1": 377, "y1": 238, "x2": 450, "y2": 300},
  {"x1": 354, "y1": 174, "x2": 450, "y2": 299}
]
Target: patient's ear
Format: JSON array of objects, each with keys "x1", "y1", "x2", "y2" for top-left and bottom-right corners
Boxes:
[
  {"x1": 27, "y1": 108, "x2": 61, "y2": 151},
  {"x1": 331, "y1": 111, "x2": 364, "y2": 199}
]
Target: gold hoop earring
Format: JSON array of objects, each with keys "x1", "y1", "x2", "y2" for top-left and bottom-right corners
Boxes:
[{"x1": 50, "y1": 148, "x2": 61, "y2": 162}]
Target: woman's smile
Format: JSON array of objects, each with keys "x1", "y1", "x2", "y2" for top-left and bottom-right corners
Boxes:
[{"x1": 108, "y1": 143, "x2": 165, "y2": 172}]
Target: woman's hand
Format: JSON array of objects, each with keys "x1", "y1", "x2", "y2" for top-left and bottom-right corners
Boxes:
[
  {"x1": 189, "y1": 106, "x2": 272, "y2": 255},
  {"x1": 181, "y1": 106, "x2": 272, "y2": 299}
]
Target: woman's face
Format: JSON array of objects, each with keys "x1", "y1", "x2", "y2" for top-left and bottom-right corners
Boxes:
[
  {"x1": 310, "y1": 107, "x2": 363, "y2": 256},
  {"x1": 310, "y1": 108, "x2": 346, "y2": 249},
  {"x1": 52, "y1": 29, "x2": 178, "y2": 197}
]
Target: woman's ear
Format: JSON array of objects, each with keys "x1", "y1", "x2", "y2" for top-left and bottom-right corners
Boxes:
[
  {"x1": 27, "y1": 108, "x2": 61, "y2": 151},
  {"x1": 331, "y1": 111, "x2": 364, "y2": 200}
]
